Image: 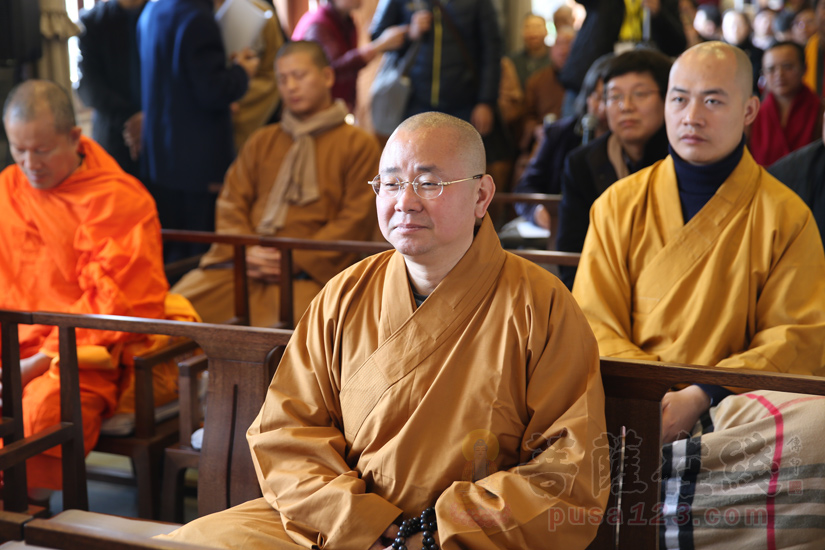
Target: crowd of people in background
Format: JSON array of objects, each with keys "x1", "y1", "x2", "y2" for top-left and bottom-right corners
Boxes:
[{"x1": 6, "y1": 0, "x2": 816, "y2": 309}]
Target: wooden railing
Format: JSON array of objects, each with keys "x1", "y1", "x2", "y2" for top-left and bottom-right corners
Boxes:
[{"x1": 161, "y1": 230, "x2": 580, "y2": 329}]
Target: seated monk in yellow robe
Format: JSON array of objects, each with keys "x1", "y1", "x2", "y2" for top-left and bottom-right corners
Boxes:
[
  {"x1": 160, "y1": 113, "x2": 608, "y2": 549},
  {"x1": 1, "y1": 79, "x2": 199, "y2": 490},
  {"x1": 574, "y1": 43, "x2": 825, "y2": 549},
  {"x1": 172, "y1": 41, "x2": 379, "y2": 326}
]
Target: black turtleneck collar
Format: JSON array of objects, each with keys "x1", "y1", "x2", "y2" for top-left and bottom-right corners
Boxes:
[{"x1": 671, "y1": 137, "x2": 746, "y2": 223}]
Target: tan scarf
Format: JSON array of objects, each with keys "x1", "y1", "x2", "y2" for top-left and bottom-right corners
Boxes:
[
  {"x1": 256, "y1": 99, "x2": 349, "y2": 234},
  {"x1": 606, "y1": 133, "x2": 630, "y2": 181}
]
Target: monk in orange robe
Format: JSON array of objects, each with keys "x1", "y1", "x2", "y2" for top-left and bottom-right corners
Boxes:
[{"x1": 1, "y1": 79, "x2": 198, "y2": 490}]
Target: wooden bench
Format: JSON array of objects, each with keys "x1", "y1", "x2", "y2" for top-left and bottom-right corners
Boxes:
[
  {"x1": 0, "y1": 311, "x2": 291, "y2": 545},
  {"x1": 90, "y1": 338, "x2": 200, "y2": 520},
  {"x1": 12, "y1": 350, "x2": 825, "y2": 549}
]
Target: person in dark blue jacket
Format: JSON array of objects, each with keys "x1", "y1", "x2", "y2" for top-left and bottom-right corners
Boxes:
[{"x1": 137, "y1": 0, "x2": 258, "y2": 261}]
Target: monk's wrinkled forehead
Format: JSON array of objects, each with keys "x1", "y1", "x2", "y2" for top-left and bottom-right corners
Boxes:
[{"x1": 669, "y1": 42, "x2": 752, "y2": 99}]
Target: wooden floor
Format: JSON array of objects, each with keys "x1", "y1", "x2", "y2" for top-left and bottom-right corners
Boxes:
[{"x1": 47, "y1": 451, "x2": 199, "y2": 522}]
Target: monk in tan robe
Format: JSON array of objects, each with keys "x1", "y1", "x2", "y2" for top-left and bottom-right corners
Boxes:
[
  {"x1": 161, "y1": 112, "x2": 608, "y2": 549},
  {"x1": 172, "y1": 41, "x2": 380, "y2": 326},
  {"x1": 1, "y1": 80, "x2": 199, "y2": 490},
  {"x1": 574, "y1": 42, "x2": 825, "y2": 548}
]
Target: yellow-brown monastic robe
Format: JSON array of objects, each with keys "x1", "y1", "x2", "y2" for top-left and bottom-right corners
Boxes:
[
  {"x1": 172, "y1": 121, "x2": 380, "y2": 326},
  {"x1": 574, "y1": 150, "x2": 825, "y2": 375},
  {"x1": 162, "y1": 216, "x2": 609, "y2": 549},
  {"x1": 573, "y1": 150, "x2": 825, "y2": 549}
]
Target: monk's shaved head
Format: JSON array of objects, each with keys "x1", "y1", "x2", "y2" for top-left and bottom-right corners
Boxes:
[
  {"x1": 393, "y1": 112, "x2": 486, "y2": 175},
  {"x1": 665, "y1": 40, "x2": 760, "y2": 166},
  {"x1": 672, "y1": 41, "x2": 754, "y2": 99},
  {"x1": 3, "y1": 79, "x2": 77, "y2": 134}
]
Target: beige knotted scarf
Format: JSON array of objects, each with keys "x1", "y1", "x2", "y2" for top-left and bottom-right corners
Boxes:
[{"x1": 256, "y1": 99, "x2": 349, "y2": 234}]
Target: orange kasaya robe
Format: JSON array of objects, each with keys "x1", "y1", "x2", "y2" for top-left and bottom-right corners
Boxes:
[{"x1": 0, "y1": 135, "x2": 198, "y2": 490}]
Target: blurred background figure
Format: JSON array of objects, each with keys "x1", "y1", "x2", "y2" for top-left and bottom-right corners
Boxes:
[
  {"x1": 753, "y1": 7, "x2": 777, "y2": 49},
  {"x1": 511, "y1": 53, "x2": 613, "y2": 232},
  {"x1": 138, "y1": 0, "x2": 258, "y2": 262},
  {"x1": 553, "y1": 4, "x2": 575, "y2": 30},
  {"x1": 560, "y1": 0, "x2": 685, "y2": 98},
  {"x1": 520, "y1": 25, "x2": 576, "y2": 152},
  {"x1": 292, "y1": 0, "x2": 407, "y2": 113},
  {"x1": 751, "y1": 41, "x2": 822, "y2": 166},
  {"x1": 802, "y1": 0, "x2": 825, "y2": 98},
  {"x1": 774, "y1": 8, "x2": 796, "y2": 42},
  {"x1": 369, "y1": 0, "x2": 501, "y2": 134},
  {"x1": 231, "y1": 0, "x2": 286, "y2": 151},
  {"x1": 679, "y1": 0, "x2": 703, "y2": 47},
  {"x1": 694, "y1": 4, "x2": 722, "y2": 41},
  {"x1": 77, "y1": 0, "x2": 146, "y2": 178},
  {"x1": 722, "y1": 9, "x2": 762, "y2": 93},
  {"x1": 769, "y1": 111, "x2": 825, "y2": 247},
  {"x1": 508, "y1": 13, "x2": 550, "y2": 90},
  {"x1": 792, "y1": 7, "x2": 817, "y2": 44}
]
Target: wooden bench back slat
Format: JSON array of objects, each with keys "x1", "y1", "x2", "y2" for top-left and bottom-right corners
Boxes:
[
  {"x1": 0, "y1": 311, "x2": 88, "y2": 514},
  {"x1": 1, "y1": 316, "x2": 28, "y2": 513},
  {"x1": 160, "y1": 229, "x2": 580, "y2": 329}
]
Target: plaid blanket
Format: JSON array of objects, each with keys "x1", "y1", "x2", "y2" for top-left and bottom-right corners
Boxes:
[{"x1": 660, "y1": 391, "x2": 825, "y2": 549}]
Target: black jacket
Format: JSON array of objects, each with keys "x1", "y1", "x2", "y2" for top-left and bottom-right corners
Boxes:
[
  {"x1": 557, "y1": 125, "x2": 670, "y2": 289},
  {"x1": 559, "y1": 0, "x2": 686, "y2": 93},
  {"x1": 77, "y1": 1, "x2": 145, "y2": 177},
  {"x1": 769, "y1": 141, "x2": 825, "y2": 246},
  {"x1": 370, "y1": 0, "x2": 501, "y2": 118},
  {"x1": 513, "y1": 116, "x2": 580, "y2": 221}
]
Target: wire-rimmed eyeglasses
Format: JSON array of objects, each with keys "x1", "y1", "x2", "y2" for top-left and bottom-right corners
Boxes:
[{"x1": 369, "y1": 174, "x2": 483, "y2": 200}]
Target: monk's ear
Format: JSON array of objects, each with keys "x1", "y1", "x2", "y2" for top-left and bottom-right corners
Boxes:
[
  {"x1": 473, "y1": 174, "x2": 495, "y2": 219},
  {"x1": 322, "y1": 65, "x2": 335, "y2": 90},
  {"x1": 742, "y1": 95, "x2": 760, "y2": 127},
  {"x1": 69, "y1": 126, "x2": 82, "y2": 146}
]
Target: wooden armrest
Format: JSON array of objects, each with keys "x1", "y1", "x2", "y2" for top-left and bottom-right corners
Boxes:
[
  {"x1": 23, "y1": 515, "x2": 206, "y2": 550},
  {"x1": 600, "y1": 357, "x2": 825, "y2": 401}
]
